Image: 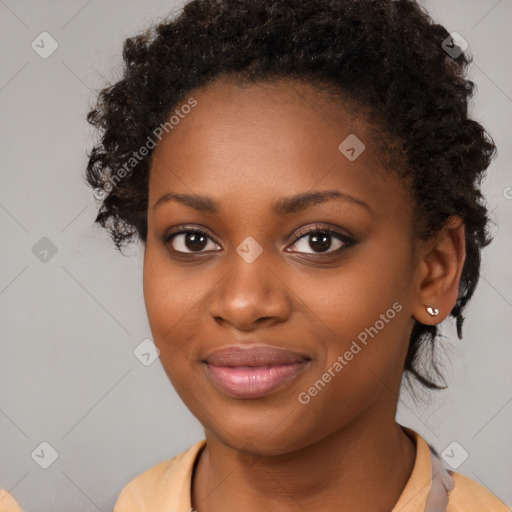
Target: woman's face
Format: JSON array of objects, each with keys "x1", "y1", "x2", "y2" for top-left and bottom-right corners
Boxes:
[{"x1": 143, "y1": 79, "x2": 420, "y2": 454}]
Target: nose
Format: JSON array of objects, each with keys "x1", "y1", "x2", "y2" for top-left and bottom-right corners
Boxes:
[{"x1": 208, "y1": 257, "x2": 292, "y2": 332}]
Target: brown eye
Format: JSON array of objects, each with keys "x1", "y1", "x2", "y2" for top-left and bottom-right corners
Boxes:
[
  {"x1": 168, "y1": 231, "x2": 220, "y2": 253},
  {"x1": 286, "y1": 229, "x2": 348, "y2": 255}
]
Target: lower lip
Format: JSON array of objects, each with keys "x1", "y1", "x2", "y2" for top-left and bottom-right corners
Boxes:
[{"x1": 205, "y1": 361, "x2": 309, "y2": 399}]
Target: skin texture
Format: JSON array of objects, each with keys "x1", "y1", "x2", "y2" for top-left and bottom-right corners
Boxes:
[{"x1": 143, "y1": 79, "x2": 466, "y2": 512}]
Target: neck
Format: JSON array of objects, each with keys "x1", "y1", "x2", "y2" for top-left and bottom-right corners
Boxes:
[{"x1": 191, "y1": 413, "x2": 416, "y2": 512}]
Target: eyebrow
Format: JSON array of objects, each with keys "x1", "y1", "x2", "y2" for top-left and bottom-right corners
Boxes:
[{"x1": 153, "y1": 190, "x2": 371, "y2": 215}]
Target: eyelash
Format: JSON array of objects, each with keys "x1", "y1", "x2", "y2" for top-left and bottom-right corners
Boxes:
[{"x1": 163, "y1": 224, "x2": 356, "y2": 258}]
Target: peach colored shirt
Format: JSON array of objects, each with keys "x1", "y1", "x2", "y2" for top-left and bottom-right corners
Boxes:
[
  {"x1": 1, "y1": 429, "x2": 509, "y2": 511},
  {"x1": 0, "y1": 491, "x2": 22, "y2": 512},
  {"x1": 112, "y1": 428, "x2": 510, "y2": 511}
]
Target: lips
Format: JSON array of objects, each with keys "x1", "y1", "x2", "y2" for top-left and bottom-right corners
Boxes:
[
  {"x1": 203, "y1": 345, "x2": 310, "y2": 399},
  {"x1": 205, "y1": 345, "x2": 308, "y2": 366}
]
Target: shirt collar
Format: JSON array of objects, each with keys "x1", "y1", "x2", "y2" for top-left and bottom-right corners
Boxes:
[{"x1": 179, "y1": 427, "x2": 443, "y2": 511}]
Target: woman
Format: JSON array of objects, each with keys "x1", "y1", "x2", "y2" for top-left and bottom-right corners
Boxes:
[
  {"x1": 87, "y1": 0, "x2": 508, "y2": 510},
  {"x1": 3, "y1": 0, "x2": 507, "y2": 510}
]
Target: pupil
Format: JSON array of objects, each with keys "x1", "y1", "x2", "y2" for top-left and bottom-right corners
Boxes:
[
  {"x1": 185, "y1": 232, "x2": 207, "y2": 251},
  {"x1": 309, "y1": 234, "x2": 331, "y2": 252}
]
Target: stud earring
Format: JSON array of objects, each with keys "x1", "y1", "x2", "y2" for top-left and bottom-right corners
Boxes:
[{"x1": 426, "y1": 306, "x2": 440, "y2": 316}]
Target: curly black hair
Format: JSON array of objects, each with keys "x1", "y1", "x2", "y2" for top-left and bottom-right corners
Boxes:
[{"x1": 85, "y1": 0, "x2": 496, "y2": 390}]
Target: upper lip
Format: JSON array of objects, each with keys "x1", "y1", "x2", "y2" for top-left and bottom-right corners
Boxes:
[{"x1": 203, "y1": 345, "x2": 310, "y2": 367}]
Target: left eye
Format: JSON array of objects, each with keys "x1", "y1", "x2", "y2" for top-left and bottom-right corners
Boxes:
[{"x1": 287, "y1": 231, "x2": 345, "y2": 254}]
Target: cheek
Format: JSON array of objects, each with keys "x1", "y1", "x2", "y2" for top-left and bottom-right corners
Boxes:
[
  {"x1": 292, "y1": 250, "x2": 410, "y2": 338},
  {"x1": 294, "y1": 240, "x2": 413, "y2": 384},
  {"x1": 142, "y1": 247, "x2": 192, "y2": 351},
  {"x1": 142, "y1": 245, "x2": 218, "y2": 378},
  {"x1": 291, "y1": 287, "x2": 409, "y2": 435},
  {"x1": 143, "y1": 244, "x2": 207, "y2": 330},
  {"x1": 142, "y1": 257, "x2": 212, "y2": 422}
]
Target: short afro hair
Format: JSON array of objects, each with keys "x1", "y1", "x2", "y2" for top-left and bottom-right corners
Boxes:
[{"x1": 85, "y1": 0, "x2": 496, "y2": 390}]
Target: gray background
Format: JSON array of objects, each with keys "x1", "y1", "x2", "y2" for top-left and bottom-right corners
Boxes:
[{"x1": 0, "y1": 0, "x2": 511, "y2": 510}]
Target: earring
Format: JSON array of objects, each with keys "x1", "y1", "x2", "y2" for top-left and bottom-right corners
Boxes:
[{"x1": 426, "y1": 306, "x2": 440, "y2": 317}]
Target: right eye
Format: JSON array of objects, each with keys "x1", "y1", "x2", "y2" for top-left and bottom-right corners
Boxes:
[{"x1": 166, "y1": 230, "x2": 221, "y2": 253}]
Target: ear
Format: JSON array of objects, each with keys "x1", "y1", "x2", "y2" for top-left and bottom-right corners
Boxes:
[{"x1": 412, "y1": 215, "x2": 466, "y2": 325}]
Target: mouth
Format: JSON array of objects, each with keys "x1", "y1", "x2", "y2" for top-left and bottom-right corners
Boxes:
[{"x1": 203, "y1": 345, "x2": 311, "y2": 399}]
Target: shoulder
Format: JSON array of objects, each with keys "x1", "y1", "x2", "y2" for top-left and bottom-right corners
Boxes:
[
  {"x1": 398, "y1": 427, "x2": 509, "y2": 512},
  {"x1": 0, "y1": 490, "x2": 23, "y2": 512},
  {"x1": 113, "y1": 439, "x2": 206, "y2": 511},
  {"x1": 447, "y1": 471, "x2": 510, "y2": 511}
]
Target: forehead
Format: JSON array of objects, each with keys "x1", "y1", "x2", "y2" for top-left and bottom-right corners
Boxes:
[{"x1": 148, "y1": 78, "x2": 411, "y2": 217}]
